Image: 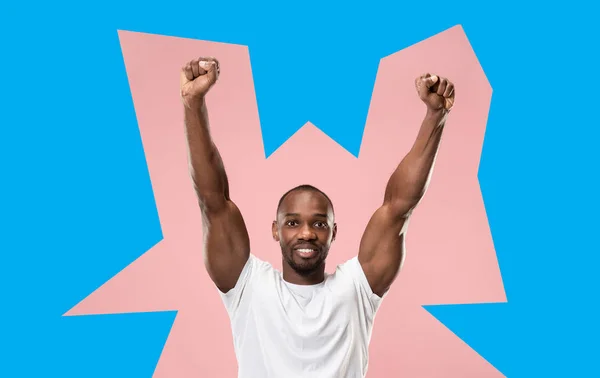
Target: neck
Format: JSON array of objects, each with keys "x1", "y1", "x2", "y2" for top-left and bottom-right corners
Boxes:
[{"x1": 282, "y1": 261, "x2": 325, "y2": 285}]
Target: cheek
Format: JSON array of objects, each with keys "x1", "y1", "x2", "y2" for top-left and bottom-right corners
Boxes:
[
  {"x1": 319, "y1": 230, "x2": 333, "y2": 242},
  {"x1": 279, "y1": 230, "x2": 294, "y2": 245}
]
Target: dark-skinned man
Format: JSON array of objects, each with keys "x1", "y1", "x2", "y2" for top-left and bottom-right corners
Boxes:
[{"x1": 180, "y1": 56, "x2": 455, "y2": 378}]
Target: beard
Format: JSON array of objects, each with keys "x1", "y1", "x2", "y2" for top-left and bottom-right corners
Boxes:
[{"x1": 281, "y1": 243, "x2": 328, "y2": 276}]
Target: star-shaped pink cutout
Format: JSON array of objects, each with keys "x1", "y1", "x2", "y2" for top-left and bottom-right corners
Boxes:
[{"x1": 66, "y1": 26, "x2": 506, "y2": 377}]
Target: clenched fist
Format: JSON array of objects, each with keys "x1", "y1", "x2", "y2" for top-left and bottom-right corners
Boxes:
[
  {"x1": 180, "y1": 57, "x2": 220, "y2": 107},
  {"x1": 415, "y1": 73, "x2": 455, "y2": 111}
]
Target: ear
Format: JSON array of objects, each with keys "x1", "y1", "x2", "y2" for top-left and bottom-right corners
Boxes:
[
  {"x1": 332, "y1": 223, "x2": 338, "y2": 242},
  {"x1": 272, "y1": 220, "x2": 280, "y2": 242}
]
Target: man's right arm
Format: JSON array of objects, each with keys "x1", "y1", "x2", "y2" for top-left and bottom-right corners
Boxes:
[{"x1": 181, "y1": 57, "x2": 250, "y2": 293}]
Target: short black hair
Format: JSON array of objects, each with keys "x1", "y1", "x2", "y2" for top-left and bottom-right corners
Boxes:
[{"x1": 276, "y1": 184, "x2": 335, "y2": 216}]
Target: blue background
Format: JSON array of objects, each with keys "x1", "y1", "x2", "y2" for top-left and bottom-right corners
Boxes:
[{"x1": 1, "y1": 0, "x2": 598, "y2": 376}]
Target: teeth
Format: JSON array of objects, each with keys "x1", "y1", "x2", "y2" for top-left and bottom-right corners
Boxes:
[{"x1": 297, "y1": 249, "x2": 315, "y2": 253}]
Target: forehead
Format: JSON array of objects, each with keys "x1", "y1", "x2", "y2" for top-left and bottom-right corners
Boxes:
[{"x1": 278, "y1": 190, "x2": 333, "y2": 216}]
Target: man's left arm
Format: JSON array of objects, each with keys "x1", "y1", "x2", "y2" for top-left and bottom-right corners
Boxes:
[{"x1": 358, "y1": 73, "x2": 455, "y2": 297}]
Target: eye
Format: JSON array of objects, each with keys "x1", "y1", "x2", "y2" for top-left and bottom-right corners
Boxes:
[
  {"x1": 285, "y1": 220, "x2": 298, "y2": 227},
  {"x1": 315, "y1": 221, "x2": 328, "y2": 229}
]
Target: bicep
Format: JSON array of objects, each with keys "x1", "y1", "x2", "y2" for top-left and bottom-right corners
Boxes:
[
  {"x1": 358, "y1": 203, "x2": 409, "y2": 297},
  {"x1": 202, "y1": 200, "x2": 250, "y2": 293}
]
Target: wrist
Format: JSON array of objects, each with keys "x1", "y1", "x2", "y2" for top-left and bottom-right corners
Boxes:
[
  {"x1": 182, "y1": 94, "x2": 207, "y2": 111},
  {"x1": 425, "y1": 107, "x2": 448, "y2": 121},
  {"x1": 425, "y1": 106, "x2": 446, "y2": 116}
]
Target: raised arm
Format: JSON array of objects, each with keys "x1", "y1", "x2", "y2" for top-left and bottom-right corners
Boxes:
[
  {"x1": 180, "y1": 57, "x2": 250, "y2": 293},
  {"x1": 358, "y1": 73, "x2": 455, "y2": 297}
]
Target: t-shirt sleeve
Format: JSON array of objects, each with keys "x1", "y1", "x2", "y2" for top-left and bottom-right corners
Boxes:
[
  {"x1": 217, "y1": 254, "x2": 256, "y2": 319},
  {"x1": 338, "y1": 256, "x2": 385, "y2": 317}
]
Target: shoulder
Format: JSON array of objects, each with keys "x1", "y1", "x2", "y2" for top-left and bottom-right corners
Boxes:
[
  {"x1": 330, "y1": 256, "x2": 369, "y2": 284},
  {"x1": 249, "y1": 254, "x2": 278, "y2": 274},
  {"x1": 249, "y1": 254, "x2": 280, "y2": 283},
  {"x1": 241, "y1": 254, "x2": 278, "y2": 282},
  {"x1": 326, "y1": 256, "x2": 385, "y2": 312},
  {"x1": 219, "y1": 254, "x2": 278, "y2": 295},
  {"x1": 218, "y1": 253, "x2": 281, "y2": 317},
  {"x1": 244, "y1": 254, "x2": 286, "y2": 290}
]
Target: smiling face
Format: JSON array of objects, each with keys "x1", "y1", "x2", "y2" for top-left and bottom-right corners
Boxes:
[{"x1": 272, "y1": 187, "x2": 337, "y2": 282}]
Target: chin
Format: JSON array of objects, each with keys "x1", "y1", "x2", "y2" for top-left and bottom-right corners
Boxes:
[
  {"x1": 291, "y1": 254, "x2": 326, "y2": 274},
  {"x1": 293, "y1": 264, "x2": 321, "y2": 277}
]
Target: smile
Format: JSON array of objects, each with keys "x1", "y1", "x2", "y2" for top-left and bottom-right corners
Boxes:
[{"x1": 294, "y1": 248, "x2": 318, "y2": 258}]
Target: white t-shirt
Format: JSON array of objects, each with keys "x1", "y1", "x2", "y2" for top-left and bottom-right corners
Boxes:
[{"x1": 219, "y1": 254, "x2": 384, "y2": 378}]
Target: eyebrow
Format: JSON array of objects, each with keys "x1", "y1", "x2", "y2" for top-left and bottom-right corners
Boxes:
[{"x1": 284, "y1": 213, "x2": 328, "y2": 218}]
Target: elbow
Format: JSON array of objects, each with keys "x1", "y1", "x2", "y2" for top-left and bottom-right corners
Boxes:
[
  {"x1": 189, "y1": 171, "x2": 228, "y2": 214},
  {"x1": 385, "y1": 180, "x2": 424, "y2": 217},
  {"x1": 386, "y1": 197, "x2": 418, "y2": 219},
  {"x1": 197, "y1": 191, "x2": 229, "y2": 214},
  {"x1": 389, "y1": 171, "x2": 431, "y2": 211}
]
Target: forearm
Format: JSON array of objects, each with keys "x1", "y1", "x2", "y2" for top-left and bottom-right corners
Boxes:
[
  {"x1": 184, "y1": 98, "x2": 230, "y2": 211},
  {"x1": 384, "y1": 108, "x2": 448, "y2": 210}
]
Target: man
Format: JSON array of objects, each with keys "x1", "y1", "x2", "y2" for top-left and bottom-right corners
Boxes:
[{"x1": 180, "y1": 56, "x2": 454, "y2": 378}]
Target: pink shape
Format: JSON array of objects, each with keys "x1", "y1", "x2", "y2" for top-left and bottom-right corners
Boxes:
[{"x1": 65, "y1": 26, "x2": 506, "y2": 377}]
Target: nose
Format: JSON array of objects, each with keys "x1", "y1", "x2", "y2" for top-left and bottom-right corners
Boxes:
[{"x1": 299, "y1": 224, "x2": 317, "y2": 240}]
